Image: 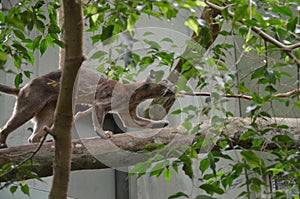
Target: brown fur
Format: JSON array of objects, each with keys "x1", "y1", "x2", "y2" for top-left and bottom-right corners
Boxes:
[{"x1": 0, "y1": 68, "x2": 176, "y2": 148}]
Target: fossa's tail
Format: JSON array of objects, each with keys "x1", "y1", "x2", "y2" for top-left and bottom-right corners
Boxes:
[{"x1": 0, "y1": 84, "x2": 19, "y2": 96}]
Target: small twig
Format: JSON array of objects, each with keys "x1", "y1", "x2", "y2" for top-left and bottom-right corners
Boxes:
[
  {"x1": 204, "y1": 0, "x2": 300, "y2": 65},
  {"x1": 274, "y1": 89, "x2": 300, "y2": 98},
  {"x1": 178, "y1": 88, "x2": 300, "y2": 100},
  {"x1": 178, "y1": 91, "x2": 253, "y2": 100},
  {"x1": 0, "y1": 132, "x2": 49, "y2": 178}
]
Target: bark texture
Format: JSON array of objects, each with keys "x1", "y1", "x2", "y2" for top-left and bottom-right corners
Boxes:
[
  {"x1": 48, "y1": 1, "x2": 83, "y2": 199},
  {"x1": 0, "y1": 117, "x2": 298, "y2": 182}
]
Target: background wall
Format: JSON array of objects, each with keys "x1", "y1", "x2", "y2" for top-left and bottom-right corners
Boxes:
[{"x1": 0, "y1": 1, "x2": 297, "y2": 199}]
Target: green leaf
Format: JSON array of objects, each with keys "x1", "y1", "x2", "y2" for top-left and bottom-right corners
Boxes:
[
  {"x1": 164, "y1": 168, "x2": 172, "y2": 182},
  {"x1": 101, "y1": 25, "x2": 114, "y2": 42},
  {"x1": 10, "y1": 185, "x2": 18, "y2": 194},
  {"x1": 91, "y1": 13, "x2": 99, "y2": 24},
  {"x1": 91, "y1": 34, "x2": 102, "y2": 44},
  {"x1": 294, "y1": 101, "x2": 300, "y2": 109},
  {"x1": 240, "y1": 150, "x2": 261, "y2": 168},
  {"x1": 161, "y1": 37, "x2": 174, "y2": 43},
  {"x1": 251, "y1": 67, "x2": 266, "y2": 80},
  {"x1": 206, "y1": 58, "x2": 216, "y2": 67},
  {"x1": 180, "y1": 155, "x2": 193, "y2": 179},
  {"x1": 35, "y1": 19, "x2": 46, "y2": 33},
  {"x1": 211, "y1": 151, "x2": 232, "y2": 160},
  {"x1": 218, "y1": 140, "x2": 228, "y2": 149},
  {"x1": 184, "y1": 18, "x2": 199, "y2": 35},
  {"x1": 182, "y1": 121, "x2": 192, "y2": 130},
  {"x1": 172, "y1": 109, "x2": 182, "y2": 115},
  {"x1": 252, "y1": 139, "x2": 263, "y2": 148},
  {"x1": 12, "y1": 43, "x2": 28, "y2": 54},
  {"x1": 91, "y1": 50, "x2": 107, "y2": 59},
  {"x1": 239, "y1": 130, "x2": 256, "y2": 141},
  {"x1": 143, "y1": 32, "x2": 154, "y2": 36},
  {"x1": 32, "y1": 35, "x2": 42, "y2": 50},
  {"x1": 20, "y1": 182, "x2": 30, "y2": 196},
  {"x1": 208, "y1": 152, "x2": 216, "y2": 175},
  {"x1": 272, "y1": 135, "x2": 294, "y2": 143},
  {"x1": 203, "y1": 173, "x2": 216, "y2": 180},
  {"x1": 191, "y1": 148, "x2": 198, "y2": 159},
  {"x1": 199, "y1": 158, "x2": 210, "y2": 173},
  {"x1": 129, "y1": 161, "x2": 151, "y2": 178},
  {"x1": 272, "y1": 4, "x2": 292, "y2": 17},
  {"x1": 150, "y1": 160, "x2": 168, "y2": 177},
  {"x1": 13, "y1": 54, "x2": 22, "y2": 69},
  {"x1": 199, "y1": 184, "x2": 224, "y2": 195},
  {"x1": 252, "y1": 92, "x2": 262, "y2": 104},
  {"x1": 140, "y1": 56, "x2": 154, "y2": 68},
  {"x1": 53, "y1": 39, "x2": 65, "y2": 48},
  {"x1": 144, "y1": 39, "x2": 161, "y2": 50},
  {"x1": 233, "y1": 5, "x2": 248, "y2": 22},
  {"x1": 0, "y1": 12, "x2": 4, "y2": 21},
  {"x1": 172, "y1": 162, "x2": 179, "y2": 173},
  {"x1": 40, "y1": 38, "x2": 48, "y2": 55},
  {"x1": 287, "y1": 17, "x2": 297, "y2": 32},
  {"x1": 13, "y1": 29, "x2": 26, "y2": 40},
  {"x1": 23, "y1": 71, "x2": 32, "y2": 79},
  {"x1": 264, "y1": 70, "x2": 276, "y2": 84},
  {"x1": 14, "y1": 73, "x2": 23, "y2": 89},
  {"x1": 0, "y1": 52, "x2": 8, "y2": 64},
  {"x1": 265, "y1": 85, "x2": 277, "y2": 93},
  {"x1": 127, "y1": 13, "x2": 138, "y2": 32},
  {"x1": 168, "y1": 192, "x2": 189, "y2": 199}
]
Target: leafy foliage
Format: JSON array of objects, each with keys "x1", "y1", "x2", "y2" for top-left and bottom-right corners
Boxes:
[
  {"x1": 126, "y1": 0, "x2": 300, "y2": 198},
  {"x1": 1, "y1": 0, "x2": 299, "y2": 198},
  {"x1": 0, "y1": 160, "x2": 41, "y2": 196},
  {"x1": 0, "y1": 0, "x2": 62, "y2": 87}
]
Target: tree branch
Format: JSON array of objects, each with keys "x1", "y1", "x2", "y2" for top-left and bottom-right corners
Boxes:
[
  {"x1": 144, "y1": 5, "x2": 222, "y2": 119},
  {"x1": 178, "y1": 88, "x2": 300, "y2": 100},
  {"x1": 0, "y1": 133, "x2": 48, "y2": 180},
  {"x1": 0, "y1": 117, "x2": 299, "y2": 182},
  {"x1": 204, "y1": 0, "x2": 300, "y2": 65}
]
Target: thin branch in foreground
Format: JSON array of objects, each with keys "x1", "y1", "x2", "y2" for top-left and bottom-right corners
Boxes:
[
  {"x1": 178, "y1": 88, "x2": 300, "y2": 100},
  {"x1": 0, "y1": 132, "x2": 48, "y2": 179}
]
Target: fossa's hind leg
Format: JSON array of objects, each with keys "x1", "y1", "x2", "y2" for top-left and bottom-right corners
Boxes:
[
  {"x1": 0, "y1": 86, "x2": 55, "y2": 148},
  {"x1": 28, "y1": 101, "x2": 56, "y2": 143},
  {"x1": 0, "y1": 102, "x2": 36, "y2": 148}
]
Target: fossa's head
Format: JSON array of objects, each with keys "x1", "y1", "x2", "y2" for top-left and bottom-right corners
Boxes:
[{"x1": 129, "y1": 70, "x2": 177, "y2": 107}]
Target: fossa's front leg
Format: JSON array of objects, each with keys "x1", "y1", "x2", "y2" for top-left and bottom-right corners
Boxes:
[
  {"x1": 93, "y1": 102, "x2": 113, "y2": 138},
  {"x1": 118, "y1": 112, "x2": 169, "y2": 129}
]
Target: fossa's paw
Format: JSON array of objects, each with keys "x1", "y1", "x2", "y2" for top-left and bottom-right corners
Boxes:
[
  {"x1": 0, "y1": 143, "x2": 8, "y2": 149},
  {"x1": 104, "y1": 131, "x2": 113, "y2": 138},
  {"x1": 96, "y1": 129, "x2": 113, "y2": 139},
  {"x1": 152, "y1": 120, "x2": 169, "y2": 128}
]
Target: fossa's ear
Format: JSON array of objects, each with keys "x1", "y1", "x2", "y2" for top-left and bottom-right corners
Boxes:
[{"x1": 146, "y1": 69, "x2": 156, "y2": 83}]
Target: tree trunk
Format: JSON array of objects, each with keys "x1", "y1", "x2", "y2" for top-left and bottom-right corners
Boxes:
[
  {"x1": 48, "y1": 1, "x2": 83, "y2": 199},
  {"x1": 144, "y1": 6, "x2": 221, "y2": 118},
  {"x1": 58, "y1": 3, "x2": 65, "y2": 69}
]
